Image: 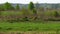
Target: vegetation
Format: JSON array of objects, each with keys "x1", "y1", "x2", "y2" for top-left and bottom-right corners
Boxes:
[
  {"x1": 0, "y1": 2, "x2": 60, "y2": 34},
  {"x1": 16, "y1": 4, "x2": 20, "y2": 10},
  {"x1": 28, "y1": 2, "x2": 35, "y2": 10},
  {"x1": 0, "y1": 21, "x2": 60, "y2": 31},
  {"x1": 54, "y1": 11, "x2": 59, "y2": 17},
  {"x1": 3, "y1": 2, "x2": 14, "y2": 10}
]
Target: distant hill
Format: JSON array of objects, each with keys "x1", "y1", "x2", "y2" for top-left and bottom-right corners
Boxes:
[
  {"x1": 0, "y1": 3, "x2": 60, "y2": 9},
  {"x1": 11, "y1": 3, "x2": 28, "y2": 9}
]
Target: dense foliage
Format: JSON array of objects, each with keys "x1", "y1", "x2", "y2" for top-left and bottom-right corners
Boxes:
[{"x1": 3, "y1": 2, "x2": 14, "y2": 10}]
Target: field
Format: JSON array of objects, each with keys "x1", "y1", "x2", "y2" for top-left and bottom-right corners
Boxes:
[
  {"x1": 0, "y1": 11, "x2": 60, "y2": 34},
  {"x1": 0, "y1": 2, "x2": 60, "y2": 34},
  {"x1": 0, "y1": 21, "x2": 60, "y2": 34}
]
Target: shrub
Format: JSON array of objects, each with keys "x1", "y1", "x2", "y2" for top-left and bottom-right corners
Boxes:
[{"x1": 54, "y1": 11, "x2": 59, "y2": 17}]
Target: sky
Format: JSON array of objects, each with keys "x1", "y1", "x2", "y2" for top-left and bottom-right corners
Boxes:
[{"x1": 0, "y1": 0, "x2": 60, "y2": 4}]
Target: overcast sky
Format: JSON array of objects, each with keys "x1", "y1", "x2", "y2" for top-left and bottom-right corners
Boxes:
[{"x1": 0, "y1": 0, "x2": 60, "y2": 4}]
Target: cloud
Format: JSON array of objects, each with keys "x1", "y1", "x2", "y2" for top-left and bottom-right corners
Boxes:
[{"x1": 0, "y1": 0, "x2": 60, "y2": 4}]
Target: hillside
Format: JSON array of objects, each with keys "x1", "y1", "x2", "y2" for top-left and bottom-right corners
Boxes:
[{"x1": 11, "y1": 3, "x2": 60, "y2": 9}]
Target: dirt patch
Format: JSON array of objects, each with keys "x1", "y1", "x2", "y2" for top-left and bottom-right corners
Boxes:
[{"x1": 0, "y1": 31, "x2": 58, "y2": 34}]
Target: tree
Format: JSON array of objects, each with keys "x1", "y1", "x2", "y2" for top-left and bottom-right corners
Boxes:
[
  {"x1": 4, "y1": 2, "x2": 14, "y2": 10},
  {"x1": 28, "y1": 2, "x2": 35, "y2": 10},
  {"x1": 16, "y1": 4, "x2": 20, "y2": 10}
]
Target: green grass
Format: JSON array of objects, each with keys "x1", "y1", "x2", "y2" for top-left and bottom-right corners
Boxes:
[{"x1": 0, "y1": 21, "x2": 60, "y2": 32}]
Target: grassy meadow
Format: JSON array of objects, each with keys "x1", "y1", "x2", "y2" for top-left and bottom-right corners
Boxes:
[
  {"x1": 0, "y1": 21, "x2": 60, "y2": 31},
  {"x1": 0, "y1": 11, "x2": 60, "y2": 31},
  {"x1": 0, "y1": 21, "x2": 60, "y2": 34},
  {"x1": 0, "y1": 11, "x2": 59, "y2": 34},
  {"x1": 0, "y1": 2, "x2": 60, "y2": 34}
]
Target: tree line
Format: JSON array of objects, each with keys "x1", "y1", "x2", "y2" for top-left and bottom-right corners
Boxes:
[{"x1": 0, "y1": 2, "x2": 35, "y2": 11}]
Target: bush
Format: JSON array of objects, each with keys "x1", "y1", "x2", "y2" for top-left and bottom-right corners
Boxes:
[
  {"x1": 54, "y1": 11, "x2": 59, "y2": 17},
  {"x1": 32, "y1": 9, "x2": 37, "y2": 14}
]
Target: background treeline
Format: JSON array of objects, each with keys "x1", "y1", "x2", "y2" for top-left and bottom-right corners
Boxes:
[
  {"x1": 0, "y1": 2, "x2": 60, "y2": 22},
  {"x1": 0, "y1": 2, "x2": 20, "y2": 11}
]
